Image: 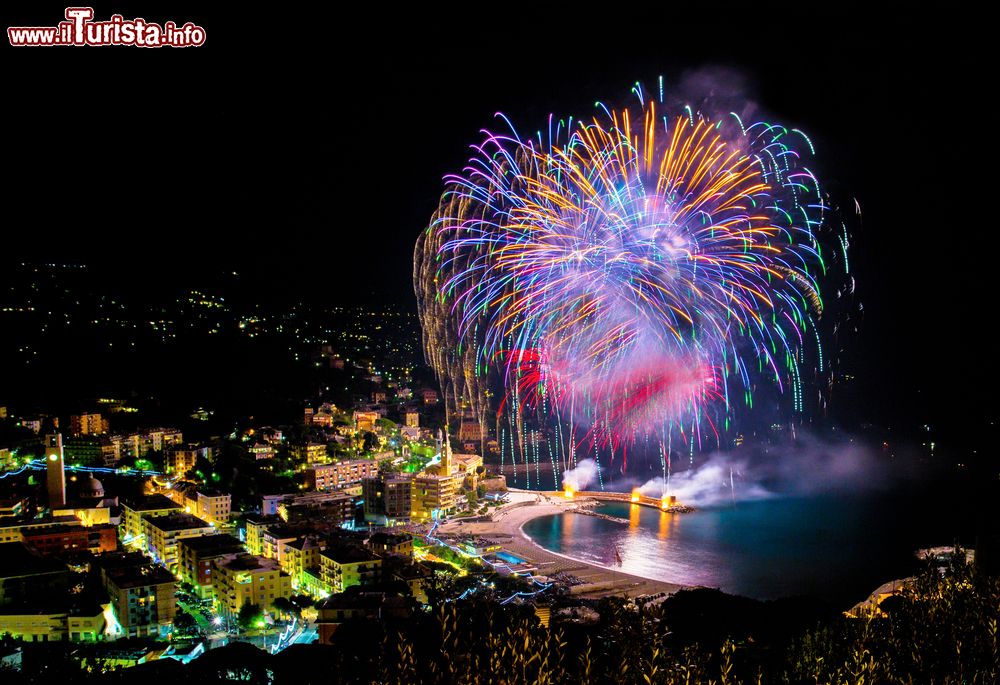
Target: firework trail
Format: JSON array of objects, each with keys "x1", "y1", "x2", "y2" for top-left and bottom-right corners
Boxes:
[{"x1": 415, "y1": 81, "x2": 848, "y2": 487}]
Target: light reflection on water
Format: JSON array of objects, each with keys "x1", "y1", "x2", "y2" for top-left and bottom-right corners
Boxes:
[{"x1": 522, "y1": 492, "x2": 966, "y2": 605}]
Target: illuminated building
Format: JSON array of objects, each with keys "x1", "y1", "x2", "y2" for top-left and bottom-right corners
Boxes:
[
  {"x1": 69, "y1": 413, "x2": 109, "y2": 436},
  {"x1": 362, "y1": 474, "x2": 413, "y2": 521},
  {"x1": 0, "y1": 515, "x2": 80, "y2": 544},
  {"x1": 96, "y1": 553, "x2": 176, "y2": 638},
  {"x1": 212, "y1": 554, "x2": 292, "y2": 619},
  {"x1": 261, "y1": 525, "x2": 301, "y2": 563},
  {"x1": 366, "y1": 532, "x2": 413, "y2": 558},
  {"x1": 243, "y1": 515, "x2": 281, "y2": 556},
  {"x1": 404, "y1": 412, "x2": 419, "y2": 428},
  {"x1": 142, "y1": 513, "x2": 214, "y2": 571},
  {"x1": 0, "y1": 602, "x2": 108, "y2": 643},
  {"x1": 411, "y1": 473, "x2": 459, "y2": 520},
  {"x1": 278, "y1": 493, "x2": 354, "y2": 526},
  {"x1": 0, "y1": 494, "x2": 27, "y2": 519},
  {"x1": 304, "y1": 459, "x2": 378, "y2": 491},
  {"x1": 318, "y1": 546, "x2": 381, "y2": 594},
  {"x1": 278, "y1": 536, "x2": 324, "y2": 590},
  {"x1": 163, "y1": 445, "x2": 212, "y2": 475},
  {"x1": 19, "y1": 523, "x2": 117, "y2": 556},
  {"x1": 452, "y1": 452, "x2": 484, "y2": 488},
  {"x1": 390, "y1": 562, "x2": 432, "y2": 604},
  {"x1": 120, "y1": 494, "x2": 182, "y2": 542},
  {"x1": 290, "y1": 442, "x2": 328, "y2": 464},
  {"x1": 167, "y1": 483, "x2": 232, "y2": 525},
  {"x1": 249, "y1": 444, "x2": 274, "y2": 460},
  {"x1": 457, "y1": 421, "x2": 484, "y2": 442},
  {"x1": 46, "y1": 433, "x2": 66, "y2": 508},
  {"x1": 316, "y1": 592, "x2": 409, "y2": 642},
  {"x1": 353, "y1": 411, "x2": 379, "y2": 432},
  {"x1": 194, "y1": 489, "x2": 231, "y2": 525},
  {"x1": 177, "y1": 534, "x2": 245, "y2": 599},
  {"x1": 64, "y1": 436, "x2": 102, "y2": 465}
]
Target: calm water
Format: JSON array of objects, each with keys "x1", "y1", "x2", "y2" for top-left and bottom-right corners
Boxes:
[{"x1": 522, "y1": 489, "x2": 974, "y2": 606}]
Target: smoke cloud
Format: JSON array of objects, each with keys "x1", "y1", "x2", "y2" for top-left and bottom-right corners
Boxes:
[
  {"x1": 612, "y1": 434, "x2": 896, "y2": 507},
  {"x1": 562, "y1": 458, "x2": 600, "y2": 491}
]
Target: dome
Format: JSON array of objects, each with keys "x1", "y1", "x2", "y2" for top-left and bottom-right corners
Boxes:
[{"x1": 79, "y1": 474, "x2": 104, "y2": 499}]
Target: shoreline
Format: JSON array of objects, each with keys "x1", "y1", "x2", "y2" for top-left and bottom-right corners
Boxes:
[{"x1": 436, "y1": 492, "x2": 691, "y2": 599}]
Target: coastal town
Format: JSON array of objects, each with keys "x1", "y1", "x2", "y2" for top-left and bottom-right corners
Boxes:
[{"x1": 0, "y1": 369, "x2": 698, "y2": 674}]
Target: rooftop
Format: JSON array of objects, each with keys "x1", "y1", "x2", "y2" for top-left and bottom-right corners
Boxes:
[
  {"x1": 102, "y1": 558, "x2": 176, "y2": 589},
  {"x1": 145, "y1": 512, "x2": 211, "y2": 532},
  {"x1": 178, "y1": 534, "x2": 244, "y2": 556},
  {"x1": 321, "y1": 545, "x2": 379, "y2": 565},
  {"x1": 0, "y1": 542, "x2": 68, "y2": 578},
  {"x1": 122, "y1": 494, "x2": 182, "y2": 513},
  {"x1": 217, "y1": 553, "x2": 283, "y2": 574}
]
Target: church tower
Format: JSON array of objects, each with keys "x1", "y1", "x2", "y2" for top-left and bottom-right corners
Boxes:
[{"x1": 46, "y1": 433, "x2": 66, "y2": 508}]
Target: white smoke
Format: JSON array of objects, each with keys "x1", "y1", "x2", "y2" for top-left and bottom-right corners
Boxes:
[
  {"x1": 562, "y1": 458, "x2": 600, "y2": 491},
  {"x1": 624, "y1": 434, "x2": 895, "y2": 507}
]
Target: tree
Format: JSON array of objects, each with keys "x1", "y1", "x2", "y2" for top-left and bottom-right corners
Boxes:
[
  {"x1": 362, "y1": 431, "x2": 379, "y2": 453},
  {"x1": 237, "y1": 602, "x2": 264, "y2": 632},
  {"x1": 379, "y1": 458, "x2": 401, "y2": 474},
  {"x1": 272, "y1": 596, "x2": 299, "y2": 619},
  {"x1": 173, "y1": 611, "x2": 198, "y2": 635}
]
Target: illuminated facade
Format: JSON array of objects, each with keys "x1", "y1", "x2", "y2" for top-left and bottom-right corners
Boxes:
[
  {"x1": 318, "y1": 546, "x2": 381, "y2": 594},
  {"x1": 142, "y1": 513, "x2": 214, "y2": 571},
  {"x1": 0, "y1": 604, "x2": 108, "y2": 643},
  {"x1": 97, "y1": 554, "x2": 177, "y2": 639},
  {"x1": 163, "y1": 445, "x2": 211, "y2": 475},
  {"x1": 177, "y1": 534, "x2": 245, "y2": 599},
  {"x1": 69, "y1": 413, "x2": 109, "y2": 436},
  {"x1": 305, "y1": 459, "x2": 378, "y2": 491},
  {"x1": 411, "y1": 473, "x2": 459, "y2": 520},
  {"x1": 290, "y1": 442, "x2": 328, "y2": 464},
  {"x1": 121, "y1": 495, "x2": 182, "y2": 542},
  {"x1": 212, "y1": 554, "x2": 292, "y2": 618}
]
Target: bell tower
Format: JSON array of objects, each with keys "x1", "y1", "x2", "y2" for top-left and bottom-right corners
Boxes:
[{"x1": 46, "y1": 433, "x2": 66, "y2": 508}]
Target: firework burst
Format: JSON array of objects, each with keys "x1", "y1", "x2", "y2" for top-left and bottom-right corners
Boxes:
[{"x1": 415, "y1": 82, "x2": 840, "y2": 482}]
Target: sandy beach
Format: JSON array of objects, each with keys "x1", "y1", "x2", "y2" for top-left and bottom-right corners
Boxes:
[{"x1": 435, "y1": 491, "x2": 689, "y2": 599}]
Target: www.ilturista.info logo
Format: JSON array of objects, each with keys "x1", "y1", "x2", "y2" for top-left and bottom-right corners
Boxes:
[{"x1": 8, "y1": 7, "x2": 206, "y2": 47}]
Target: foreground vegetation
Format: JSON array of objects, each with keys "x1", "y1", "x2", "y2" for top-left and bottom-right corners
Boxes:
[{"x1": 5, "y1": 552, "x2": 997, "y2": 684}]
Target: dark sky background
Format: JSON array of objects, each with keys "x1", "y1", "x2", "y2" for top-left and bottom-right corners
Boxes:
[{"x1": 2, "y1": 7, "x2": 995, "y2": 447}]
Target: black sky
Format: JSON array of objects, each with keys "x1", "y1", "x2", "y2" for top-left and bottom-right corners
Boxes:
[{"x1": 2, "y1": 6, "x2": 995, "y2": 442}]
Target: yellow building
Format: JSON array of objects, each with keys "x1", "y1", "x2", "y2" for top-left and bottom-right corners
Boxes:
[
  {"x1": 96, "y1": 554, "x2": 176, "y2": 639},
  {"x1": 367, "y1": 532, "x2": 413, "y2": 558},
  {"x1": 121, "y1": 495, "x2": 182, "y2": 543},
  {"x1": 290, "y1": 443, "x2": 328, "y2": 464},
  {"x1": 194, "y1": 490, "x2": 231, "y2": 525},
  {"x1": 279, "y1": 536, "x2": 324, "y2": 590},
  {"x1": 305, "y1": 459, "x2": 378, "y2": 491},
  {"x1": 177, "y1": 534, "x2": 245, "y2": 599},
  {"x1": 243, "y1": 515, "x2": 279, "y2": 557},
  {"x1": 411, "y1": 473, "x2": 459, "y2": 520},
  {"x1": 70, "y1": 413, "x2": 108, "y2": 436},
  {"x1": 0, "y1": 603, "x2": 108, "y2": 643},
  {"x1": 319, "y1": 546, "x2": 381, "y2": 594},
  {"x1": 161, "y1": 483, "x2": 231, "y2": 526},
  {"x1": 142, "y1": 513, "x2": 214, "y2": 571},
  {"x1": 163, "y1": 446, "x2": 211, "y2": 475},
  {"x1": 213, "y1": 554, "x2": 292, "y2": 618}
]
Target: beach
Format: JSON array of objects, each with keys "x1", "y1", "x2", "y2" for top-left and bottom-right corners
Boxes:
[{"x1": 435, "y1": 491, "x2": 689, "y2": 599}]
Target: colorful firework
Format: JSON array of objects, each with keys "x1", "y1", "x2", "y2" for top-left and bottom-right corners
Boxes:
[{"x1": 415, "y1": 81, "x2": 845, "y2": 486}]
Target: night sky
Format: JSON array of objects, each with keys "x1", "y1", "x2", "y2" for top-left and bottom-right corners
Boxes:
[{"x1": 2, "y1": 7, "x2": 994, "y2": 446}]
